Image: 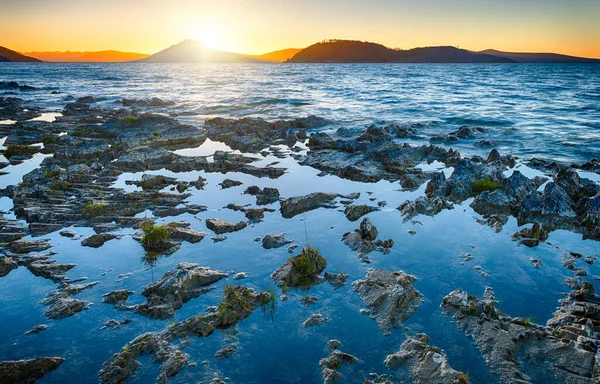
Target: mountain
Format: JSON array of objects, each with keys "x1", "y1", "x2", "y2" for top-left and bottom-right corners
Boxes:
[
  {"x1": 0, "y1": 46, "x2": 41, "y2": 62},
  {"x1": 287, "y1": 40, "x2": 514, "y2": 63},
  {"x1": 479, "y1": 49, "x2": 600, "y2": 63},
  {"x1": 244, "y1": 48, "x2": 303, "y2": 63},
  {"x1": 23, "y1": 50, "x2": 150, "y2": 62},
  {"x1": 137, "y1": 40, "x2": 259, "y2": 63}
]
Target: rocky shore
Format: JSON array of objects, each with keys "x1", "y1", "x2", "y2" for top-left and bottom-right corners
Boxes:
[{"x1": 0, "y1": 86, "x2": 599, "y2": 383}]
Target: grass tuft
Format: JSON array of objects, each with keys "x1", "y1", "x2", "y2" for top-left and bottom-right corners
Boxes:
[
  {"x1": 140, "y1": 222, "x2": 170, "y2": 251},
  {"x1": 472, "y1": 178, "x2": 502, "y2": 194}
]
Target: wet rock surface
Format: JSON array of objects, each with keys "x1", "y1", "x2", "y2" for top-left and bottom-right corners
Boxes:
[
  {"x1": 0, "y1": 357, "x2": 64, "y2": 384},
  {"x1": 441, "y1": 287, "x2": 599, "y2": 383},
  {"x1": 353, "y1": 269, "x2": 423, "y2": 333},
  {"x1": 205, "y1": 219, "x2": 247, "y2": 234},
  {"x1": 342, "y1": 218, "x2": 394, "y2": 262},
  {"x1": 384, "y1": 333, "x2": 467, "y2": 384},
  {"x1": 262, "y1": 233, "x2": 293, "y2": 249},
  {"x1": 319, "y1": 347, "x2": 359, "y2": 384}
]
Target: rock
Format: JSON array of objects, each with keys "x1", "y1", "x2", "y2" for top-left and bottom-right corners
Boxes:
[
  {"x1": 103, "y1": 289, "x2": 135, "y2": 305},
  {"x1": 342, "y1": 218, "x2": 393, "y2": 262},
  {"x1": 398, "y1": 197, "x2": 452, "y2": 221},
  {"x1": 327, "y1": 340, "x2": 341, "y2": 349},
  {"x1": 271, "y1": 247, "x2": 327, "y2": 288},
  {"x1": 280, "y1": 192, "x2": 339, "y2": 218},
  {"x1": 319, "y1": 349, "x2": 359, "y2": 384},
  {"x1": 262, "y1": 233, "x2": 293, "y2": 249},
  {"x1": 324, "y1": 272, "x2": 348, "y2": 289},
  {"x1": 244, "y1": 186, "x2": 280, "y2": 205},
  {"x1": 24, "y1": 324, "x2": 48, "y2": 335},
  {"x1": 101, "y1": 319, "x2": 132, "y2": 329},
  {"x1": 136, "y1": 263, "x2": 230, "y2": 319},
  {"x1": 519, "y1": 182, "x2": 577, "y2": 226},
  {"x1": 99, "y1": 286, "x2": 271, "y2": 384},
  {"x1": 344, "y1": 204, "x2": 379, "y2": 222},
  {"x1": 169, "y1": 227, "x2": 206, "y2": 243},
  {"x1": 10, "y1": 239, "x2": 52, "y2": 254},
  {"x1": 511, "y1": 223, "x2": 549, "y2": 247},
  {"x1": 384, "y1": 333, "x2": 467, "y2": 384},
  {"x1": 441, "y1": 287, "x2": 599, "y2": 383},
  {"x1": 138, "y1": 174, "x2": 177, "y2": 190},
  {"x1": 234, "y1": 272, "x2": 247, "y2": 280},
  {"x1": 303, "y1": 313, "x2": 326, "y2": 327},
  {"x1": 215, "y1": 344, "x2": 237, "y2": 359},
  {"x1": 205, "y1": 219, "x2": 247, "y2": 234},
  {"x1": 42, "y1": 290, "x2": 89, "y2": 319},
  {"x1": 81, "y1": 233, "x2": 118, "y2": 248},
  {"x1": 300, "y1": 296, "x2": 319, "y2": 305},
  {"x1": 353, "y1": 269, "x2": 423, "y2": 333},
  {"x1": 76, "y1": 96, "x2": 96, "y2": 103},
  {"x1": 0, "y1": 357, "x2": 64, "y2": 384},
  {"x1": 0, "y1": 256, "x2": 18, "y2": 277},
  {"x1": 59, "y1": 230, "x2": 76, "y2": 238},
  {"x1": 219, "y1": 179, "x2": 243, "y2": 189}
]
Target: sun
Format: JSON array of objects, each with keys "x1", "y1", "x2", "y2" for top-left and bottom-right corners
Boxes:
[{"x1": 191, "y1": 25, "x2": 227, "y2": 51}]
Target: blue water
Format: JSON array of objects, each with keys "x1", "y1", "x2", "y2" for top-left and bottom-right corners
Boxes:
[
  {"x1": 0, "y1": 63, "x2": 599, "y2": 383},
  {"x1": 1, "y1": 63, "x2": 599, "y2": 163}
]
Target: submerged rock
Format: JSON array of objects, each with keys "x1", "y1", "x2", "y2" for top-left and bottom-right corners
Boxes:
[
  {"x1": 324, "y1": 272, "x2": 348, "y2": 289},
  {"x1": 271, "y1": 247, "x2": 327, "y2": 288},
  {"x1": 262, "y1": 233, "x2": 293, "y2": 249},
  {"x1": 353, "y1": 269, "x2": 423, "y2": 333},
  {"x1": 136, "y1": 263, "x2": 230, "y2": 319},
  {"x1": 303, "y1": 313, "x2": 326, "y2": 327},
  {"x1": 24, "y1": 324, "x2": 48, "y2": 335},
  {"x1": 384, "y1": 333, "x2": 467, "y2": 384},
  {"x1": 99, "y1": 285, "x2": 271, "y2": 384},
  {"x1": 0, "y1": 357, "x2": 64, "y2": 384},
  {"x1": 215, "y1": 343, "x2": 238, "y2": 359}
]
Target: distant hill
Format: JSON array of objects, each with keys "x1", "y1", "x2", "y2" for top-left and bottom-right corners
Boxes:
[
  {"x1": 137, "y1": 40, "x2": 259, "y2": 63},
  {"x1": 480, "y1": 49, "x2": 600, "y2": 63},
  {"x1": 0, "y1": 46, "x2": 41, "y2": 62},
  {"x1": 23, "y1": 50, "x2": 150, "y2": 62},
  {"x1": 286, "y1": 40, "x2": 600, "y2": 63},
  {"x1": 244, "y1": 48, "x2": 302, "y2": 63}
]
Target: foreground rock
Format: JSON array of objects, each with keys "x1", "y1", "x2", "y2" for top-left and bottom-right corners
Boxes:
[
  {"x1": 342, "y1": 218, "x2": 394, "y2": 262},
  {"x1": 271, "y1": 247, "x2": 327, "y2": 288},
  {"x1": 384, "y1": 333, "x2": 468, "y2": 383},
  {"x1": 99, "y1": 285, "x2": 272, "y2": 384},
  {"x1": 0, "y1": 357, "x2": 64, "y2": 383},
  {"x1": 135, "y1": 263, "x2": 230, "y2": 319},
  {"x1": 353, "y1": 269, "x2": 423, "y2": 333},
  {"x1": 441, "y1": 287, "x2": 599, "y2": 383}
]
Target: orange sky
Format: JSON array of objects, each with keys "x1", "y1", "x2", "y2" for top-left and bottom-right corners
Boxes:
[{"x1": 2, "y1": 0, "x2": 599, "y2": 58}]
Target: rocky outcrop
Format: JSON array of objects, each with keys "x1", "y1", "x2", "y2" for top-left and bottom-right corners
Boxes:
[
  {"x1": 398, "y1": 196, "x2": 453, "y2": 222},
  {"x1": 353, "y1": 269, "x2": 423, "y2": 333},
  {"x1": 0, "y1": 357, "x2": 64, "y2": 383},
  {"x1": 271, "y1": 247, "x2": 327, "y2": 287},
  {"x1": 135, "y1": 263, "x2": 230, "y2": 319},
  {"x1": 344, "y1": 204, "x2": 379, "y2": 222},
  {"x1": 384, "y1": 333, "x2": 467, "y2": 384},
  {"x1": 441, "y1": 287, "x2": 599, "y2": 383},
  {"x1": 42, "y1": 282, "x2": 97, "y2": 319},
  {"x1": 99, "y1": 285, "x2": 272, "y2": 384},
  {"x1": 319, "y1": 348, "x2": 359, "y2": 384},
  {"x1": 342, "y1": 218, "x2": 394, "y2": 262},
  {"x1": 279, "y1": 192, "x2": 341, "y2": 218}
]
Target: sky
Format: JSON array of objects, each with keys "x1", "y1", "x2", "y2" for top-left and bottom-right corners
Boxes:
[{"x1": 1, "y1": 0, "x2": 599, "y2": 58}]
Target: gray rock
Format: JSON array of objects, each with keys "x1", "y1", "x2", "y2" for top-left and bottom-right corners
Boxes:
[
  {"x1": 205, "y1": 219, "x2": 247, "y2": 234},
  {"x1": 344, "y1": 204, "x2": 379, "y2": 222},
  {"x1": 0, "y1": 357, "x2": 64, "y2": 384},
  {"x1": 280, "y1": 192, "x2": 339, "y2": 218},
  {"x1": 303, "y1": 313, "x2": 326, "y2": 327},
  {"x1": 262, "y1": 233, "x2": 293, "y2": 249},
  {"x1": 81, "y1": 233, "x2": 118, "y2": 248},
  {"x1": 24, "y1": 324, "x2": 48, "y2": 335},
  {"x1": 271, "y1": 247, "x2": 327, "y2": 288},
  {"x1": 319, "y1": 349, "x2": 359, "y2": 384}
]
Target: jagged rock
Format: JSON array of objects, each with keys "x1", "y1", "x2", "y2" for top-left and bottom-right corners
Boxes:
[
  {"x1": 319, "y1": 349, "x2": 359, "y2": 384},
  {"x1": 42, "y1": 290, "x2": 88, "y2": 319},
  {"x1": 103, "y1": 289, "x2": 135, "y2": 305},
  {"x1": 271, "y1": 247, "x2": 327, "y2": 287},
  {"x1": 344, "y1": 204, "x2": 379, "y2": 222},
  {"x1": 0, "y1": 357, "x2": 64, "y2": 384},
  {"x1": 398, "y1": 197, "x2": 453, "y2": 221},
  {"x1": 441, "y1": 288, "x2": 599, "y2": 383},
  {"x1": 303, "y1": 313, "x2": 326, "y2": 327},
  {"x1": 353, "y1": 269, "x2": 423, "y2": 333},
  {"x1": 384, "y1": 333, "x2": 467, "y2": 384},
  {"x1": 244, "y1": 186, "x2": 280, "y2": 205},
  {"x1": 81, "y1": 233, "x2": 118, "y2": 248},
  {"x1": 136, "y1": 263, "x2": 230, "y2": 319},
  {"x1": 99, "y1": 286, "x2": 271, "y2": 384},
  {"x1": 219, "y1": 179, "x2": 243, "y2": 189},
  {"x1": 280, "y1": 192, "x2": 339, "y2": 218},
  {"x1": 342, "y1": 218, "x2": 393, "y2": 262},
  {"x1": 262, "y1": 233, "x2": 293, "y2": 249},
  {"x1": 205, "y1": 219, "x2": 247, "y2": 234},
  {"x1": 519, "y1": 182, "x2": 577, "y2": 226},
  {"x1": 324, "y1": 272, "x2": 348, "y2": 289},
  {"x1": 512, "y1": 223, "x2": 549, "y2": 247}
]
